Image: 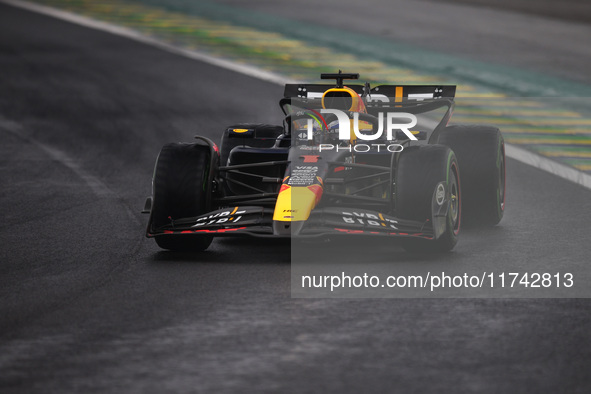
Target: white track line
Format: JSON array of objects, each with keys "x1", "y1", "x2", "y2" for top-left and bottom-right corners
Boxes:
[
  {"x1": 1, "y1": 116, "x2": 114, "y2": 197},
  {"x1": 3, "y1": 0, "x2": 591, "y2": 190},
  {"x1": 1, "y1": 116, "x2": 143, "y2": 225},
  {"x1": 505, "y1": 144, "x2": 591, "y2": 189}
]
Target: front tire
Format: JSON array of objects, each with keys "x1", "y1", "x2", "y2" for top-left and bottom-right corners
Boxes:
[
  {"x1": 395, "y1": 145, "x2": 461, "y2": 252},
  {"x1": 150, "y1": 143, "x2": 213, "y2": 251}
]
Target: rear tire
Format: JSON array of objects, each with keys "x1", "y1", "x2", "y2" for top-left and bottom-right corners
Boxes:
[
  {"x1": 395, "y1": 145, "x2": 461, "y2": 252},
  {"x1": 150, "y1": 143, "x2": 213, "y2": 251},
  {"x1": 437, "y1": 125, "x2": 505, "y2": 226}
]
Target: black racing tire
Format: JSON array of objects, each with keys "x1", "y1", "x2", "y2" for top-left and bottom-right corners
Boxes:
[
  {"x1": 396, "y1": 145, "x2": 461, "y2": 252},
  {"x1": 151, "y1": 143, "x2": 213, "y2": 251},
  {"x1": 437, "y1": 125, "x2": 505, "y2": 226},
  {"x1": 220, "y1": 123, "x2": 284, "y2": 166}
]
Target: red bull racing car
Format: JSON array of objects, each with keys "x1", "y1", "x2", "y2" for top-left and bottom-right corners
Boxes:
[{"x1": 143, "y1": 72, "x2": 505, "y2": 252}]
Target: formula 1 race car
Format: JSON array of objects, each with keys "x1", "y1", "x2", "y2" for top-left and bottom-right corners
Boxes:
[{"x1": 143, "y1": 72, "x2": 505, "y2": 252}]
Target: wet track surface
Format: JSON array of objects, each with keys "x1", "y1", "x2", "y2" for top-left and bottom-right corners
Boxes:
[{"x1": 1, "y1": 2, "x2": 591, "y2": 392}]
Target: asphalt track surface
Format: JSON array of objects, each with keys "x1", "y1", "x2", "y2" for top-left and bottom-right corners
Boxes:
[{"x1": 1, "y1": 2, "x2": 591, "y2": 393}]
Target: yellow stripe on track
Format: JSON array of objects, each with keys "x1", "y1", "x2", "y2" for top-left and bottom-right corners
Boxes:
[
  {"x1": 457, "y1": 100, "x2": 546, "y2": 107},
  {"x1": 501, "y1": 127, "x2": 591, "y2": 134},
  {"x1": 537, "y1": 151, "x2": 591, "y2": 158},
  {"x1": 455, "y1": 109, "x2": 582, "y2": 118},
  {"x1": 452, "y1": 117, "x2": 591, "y2": 126},
  {"x1": 506, "y1": 138, "x2": 591, "y2": 145}
]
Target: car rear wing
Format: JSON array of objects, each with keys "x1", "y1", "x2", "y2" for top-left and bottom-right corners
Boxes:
[{"x1": 284, "y1": 84, "x2": 456, "y2": 101}]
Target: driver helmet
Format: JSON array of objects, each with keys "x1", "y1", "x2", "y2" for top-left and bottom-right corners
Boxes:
[{"x1": 321, "y1": 86, "x2": 369, "y2": 143}]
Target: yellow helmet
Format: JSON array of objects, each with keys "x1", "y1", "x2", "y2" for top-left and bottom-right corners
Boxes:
[{"x1": 322, "y1": 87, "x2": 369, "y2": 143}]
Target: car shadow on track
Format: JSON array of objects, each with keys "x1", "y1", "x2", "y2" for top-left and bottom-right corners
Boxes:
[{"x1": 148, "y1": 237, "x2": 291, "y2": 264}]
